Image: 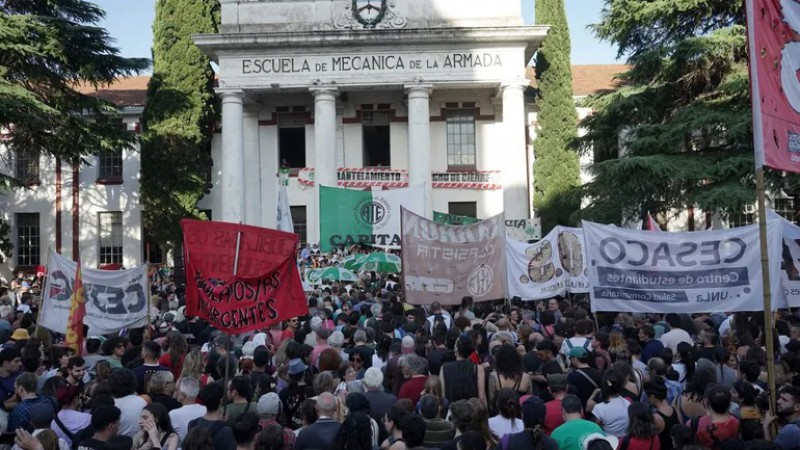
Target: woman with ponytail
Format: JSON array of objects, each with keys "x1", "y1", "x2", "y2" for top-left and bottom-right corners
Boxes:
[
  {"x1": 497, "y1": 396, "x2": 557, "y2": 450},
  {"x1": 488, "y1": 389, "x2": 522, "y2": 437}
]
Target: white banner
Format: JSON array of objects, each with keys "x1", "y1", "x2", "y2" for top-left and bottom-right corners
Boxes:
[
  {"x1": 39, "y1": 252, "x2": 151, "y2": 335},
  {"x1": 770, "y1": 210, "x2": 800, "y2": 307},
  {"x1": 506, "y1": 226, "x2": 590, "y2": 300},
  {"x1": 583, "y1": 220, "x2": 782, "y2": 313}
]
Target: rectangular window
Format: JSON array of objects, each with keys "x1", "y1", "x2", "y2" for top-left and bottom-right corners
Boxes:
[
  {"x1": 278, "y1": 113, "x2": 307, "y2": 169},
  {"x1": 16, "y1": 213, "x2": 40, "y2": 266},
  {"x1": 362, "y1": 110, "x2": 391, "y2": 167},
  {"x1": 446, "y1": 108, "x2": 477, "y2": 170},
  {"x1": 291, "y1": 206, "x2": 307, "y2": 245},
  {"x1": 15, "y1": 149, "x2": 40, "y2": 181},
  {"x1": 775, "y1": 198, "x2": 796, "y2": 224},
  {"x1": 98, "y1": 212, "x2": 123, "y2": 265},
  {"x1": 98, "y1": 149, "x2": 123, "y2": 180},
  {"x1": 728, "y1": 212, "x2": 755, "y2": 228},
  {"x1": 448, "y1": 201, "x2": 477, "y2": 218}
]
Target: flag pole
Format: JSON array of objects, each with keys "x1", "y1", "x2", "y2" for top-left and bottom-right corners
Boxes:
[{"x1": 756, "y1": 168, "x2": 778, "y2": 415}]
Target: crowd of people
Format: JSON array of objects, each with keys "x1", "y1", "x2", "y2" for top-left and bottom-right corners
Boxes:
[{"x1": 0, "y1": 259, "x2": 798, "y2": 450}]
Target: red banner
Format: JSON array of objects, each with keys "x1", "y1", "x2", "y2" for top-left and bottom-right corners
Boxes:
[
  {"x1": 748, "y1": 0, "x2": 800, "y2": 172},
  {"x1": 181, "y1": 219, "x2": 307, "y2": 334}
]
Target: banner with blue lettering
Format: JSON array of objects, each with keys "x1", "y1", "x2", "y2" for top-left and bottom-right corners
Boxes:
[
  {"x1": 583, "y1": 220, "x2": 782, "y2": 313},
  {"x1": 39, "y1": 251, "x2": 152, "y2": 335}
]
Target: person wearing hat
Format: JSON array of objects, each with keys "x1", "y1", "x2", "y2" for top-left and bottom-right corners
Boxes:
[
  {"x1": 566, "y1": 346, "x2": 602, "y2": 409},
  {"x1": 9, "y1": 328, "x2": 30, "y2": 346},
  {"x1": 551, "y1": 394, "x2": 612, "y2": 450},
  {"x1": 496, "y1": 396, "x2": 558, "y2": 450},
  {"x1": 279, "y1": 358, "x2": 313, "y2": 430},
  {"x1": 256, "y1": 393, "x2": 295, "y2": 450}
]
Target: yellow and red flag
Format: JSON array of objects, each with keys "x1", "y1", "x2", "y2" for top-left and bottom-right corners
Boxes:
[{"x1": 65, "y1": 260, "x2": 86, "y2": 355}]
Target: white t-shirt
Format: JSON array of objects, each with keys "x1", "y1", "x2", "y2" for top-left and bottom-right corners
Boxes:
[
  {"x1": 559, "y1": 337, "x2": 593, "y2": 356},
  {"x1": 115, "y1": 394, "x2": 147, "y2": 437},
  {"x1": 659, "y1": 328, "x2": 693, "y2": 354},
  {"x1": 488, "y1": 415, "x2": 523, "y2": 438},
  {"x1": 170, "y1": 404, "x2": 208, "y2": 443},
  {"x1": 592, "y1": 396, "x2": 631, "y2": 437}
]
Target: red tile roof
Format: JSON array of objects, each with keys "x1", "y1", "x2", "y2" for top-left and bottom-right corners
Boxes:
[{"x1": 74, "y1": 65, "x2": 630, "y2": 107}]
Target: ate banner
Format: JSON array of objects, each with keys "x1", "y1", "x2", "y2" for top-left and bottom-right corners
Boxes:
[
  {"x1": 583, "y1": 220, "x2": 783, "y2": 313},
  {"x1": 401, "y1": 208, "x2": 506, "y2": 305},
  {"x1": 747, "y1": 0, "x2": 800, "y2": 172},
  {"x1": 181, "y1": 219, "x2": 307, "y2": 334},
  {"x1": 39, "y1": 251, "x2": 150, "y2": 335},
  {"x1": 506, "y1": 226, "x2": 590, "y2": 301}
]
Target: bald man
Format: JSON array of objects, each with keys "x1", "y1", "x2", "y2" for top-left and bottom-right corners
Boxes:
[{"x1": 295, "y1": 392, "x2": 341, "y2": 450}]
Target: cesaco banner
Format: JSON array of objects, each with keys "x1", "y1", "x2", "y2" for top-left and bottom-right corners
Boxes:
[
  {"x1": 401, "y1": 208, "x2": 506, "y2": 305},
  {"x1": 181, "y1": 219, "x2": 308, "y2": 334},
  {"x1": 769, "y1": 210, "x2": 800, "y2": 308},
  {"x1": 583, "y1": 220, "x2": 783, "y2": 313},
  {"x1": 319, "y1": 185, "x2": 425, "y2": 251},
  {"x1": 39, "y1": 252, "x2": 151, "y2": 335},
  {"x1": 506, "y1": 226, "x2": 590, "y2": 301}
]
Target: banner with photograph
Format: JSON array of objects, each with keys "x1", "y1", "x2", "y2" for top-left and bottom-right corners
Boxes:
[
  {"x1": 769, "y1": 210, "x2": 800, "y2": 308},
  {"x1": 181, "y1": 220, "x2": 308, "y2": 334},
  {"x1": 506, "y1": 226, "x2": 590, "y2": 300},
  {"x1": 39, "y1": 252, "x2": 150, "y2": 335},
  {"x1": 401, "y1": 208, "x2": 506, "y2": 305},
  {"x1": 583, "y1": 220, "x2": 782, "y2": 313}
]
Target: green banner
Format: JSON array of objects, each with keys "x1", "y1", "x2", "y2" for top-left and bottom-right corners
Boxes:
[{"x1": 433, "y1": 211, "x2": 480, "y2": 225}]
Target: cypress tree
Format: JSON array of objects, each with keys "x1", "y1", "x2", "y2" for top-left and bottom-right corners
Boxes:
[
  {"x1": 140, "y1": 0, "x2": 219, "y2": 246},
  {"x1": 533, "y1": 0, "x2": 581, "y2": 233}
]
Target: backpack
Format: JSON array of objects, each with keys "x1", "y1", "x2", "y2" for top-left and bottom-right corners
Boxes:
[{"x1": 565, "y1": 338, "x2": 591, "y2": 351}]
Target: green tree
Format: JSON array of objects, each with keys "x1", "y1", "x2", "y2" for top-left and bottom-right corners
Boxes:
[
  {"x1": 0, "y1": 0, "x2": 148, "y2": 262},
  {"x1": 533, "y1": 0, "x2": 581, "y2": 233},
  {"x1": 140, "y1": 0, "x2": 219, "y2": 247},
  {"x1": 576, "y1": 1, "x2": 759, "y2": 225}
]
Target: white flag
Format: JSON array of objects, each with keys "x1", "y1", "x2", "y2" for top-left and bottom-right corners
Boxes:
[{"x1": 277, "y1": 170, "x2": 294, "y2": 233}]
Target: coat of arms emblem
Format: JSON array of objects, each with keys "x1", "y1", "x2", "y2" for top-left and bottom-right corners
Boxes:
[{"x1": 334, "y1": 0, "x2": 407, "y2": 29}]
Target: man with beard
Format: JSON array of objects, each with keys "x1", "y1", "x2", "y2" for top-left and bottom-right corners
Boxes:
[{"x1": 765, "y1": 385, "x2": 800, "y2": 448}]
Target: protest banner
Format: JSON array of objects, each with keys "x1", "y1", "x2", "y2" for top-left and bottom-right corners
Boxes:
[
  {"x1": 506, "y1": 218, "x2": 542, "y2": 242},
  {"x1": 433, "y1": 211, "x2": 480, "y2": 226},
  {"x1": 319, "y1": 184, "x2": 425, "y2": 251},
  {"x1": 39, "y1": 252, "x2": 150, "y2": 335},
  {"x1": 583, "y1": 220, "x2": 783, "y2": 313},
  {"x1": 506, "y1": 226, "x2": 589, "y2": 300},
  {"x1": 181, "y1": 219, "x2": 307, "y2": 334},
  {"x1": 401, "y1": 208, "x2": 505, "y2": 305},
  {"x1": 768, "y1": 210, "x2": 800, "y2": 308}
]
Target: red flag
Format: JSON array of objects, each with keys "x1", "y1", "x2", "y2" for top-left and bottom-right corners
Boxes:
[
  {"x1": 746, "y1": 0, "x2": 800, "y2": 172},
  {"x1": 646, "y1": 212, "x2": 661, "y2": 232},
  {"x1": 65, "y1": 260, "x2": 86, "y2": 355},
  {"x1": 180, "y1": 219, "x2": 308, "y2": 334}
]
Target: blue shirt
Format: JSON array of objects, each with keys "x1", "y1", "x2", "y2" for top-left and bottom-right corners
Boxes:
[
  {"x1": 9, "y1": 396, "x2": 55, "y2": 431},
  {"x1": 776, "y1": 422, "x2": 800, "y2": 450}
]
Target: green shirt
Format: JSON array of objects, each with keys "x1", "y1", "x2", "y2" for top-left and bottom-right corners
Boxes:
[
  {"x1": 551, "y1": 419, "x2": 604, "y2": 450},
  {"x1": 225, "y1": 401, "x2": 257, "y2": 425},
  {"x1": 107, "y1": 357, "x2": 123, "y2": 369}
]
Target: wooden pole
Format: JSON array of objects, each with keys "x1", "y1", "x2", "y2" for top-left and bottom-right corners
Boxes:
[{"x1": 756, "y1": 167, "x2": 777, "y2": 415}]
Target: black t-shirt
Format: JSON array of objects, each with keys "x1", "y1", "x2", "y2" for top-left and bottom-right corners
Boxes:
[
  {"x1": 71, "y1": 428, "x2": 95, "y2": 450},
  {"x1": 76, "y1": 438, "x2": 107, "y2": 450},
  {"x1": 567, "y1": 367, "x2": 602, "y2": 408},
  {"x1": 523, "y1": 352, "x2": 542, "y2": 373},
  {"x1": 188, "y1": 417, "x2": 236, "y2": 450},
  {"x1": 279, "y1": 383, "x2": 315, "y2": 430},
  {"x1": 427, "y1": 347, "x2": 448, "y2": 376},
  {"x1": 696, "y1": 346, "x2": 717, "y2": 362}
]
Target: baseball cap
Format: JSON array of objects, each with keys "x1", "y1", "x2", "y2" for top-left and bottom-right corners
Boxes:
[
  {"x1": 257, "y1": 392, "x2": 281, "y2": 415},
  {"x1": 581, "y1": 433, "x2": 619, "y2": 450},
  {"x1": 521, "y1": 396, "x2": 546, "y2": 428},
  {"x1": 568, "y1": 346, "x2": 589, "y2": 359}
]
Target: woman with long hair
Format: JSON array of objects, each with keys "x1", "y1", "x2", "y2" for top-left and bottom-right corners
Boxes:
[
  {"x1": 591, "y1": 331, "x2": 612, "y2": 372},
  {"x1": 488, "y1": 389, "x2": 522, "y2": 437},
  {"x1": 644, "y1": 378, "x2": 678, "y2": 450},
  {"x1": 132, "y1": 403, "x2": 179, "y2": 450},
  {"x1": 467, "y1": 397, "x2": 499, "y2": 449},
  {"x1": 673, "y1": 342, "x2": 696, "y2": 385},
  {"x1": 589, "y1": 370, "x2": 630, "y2": 437},
  {"x1": 489, "y1": 345, "x2": 531, "y2": 406},
  {"x1": 608, "y1": 329, "x2": 628, "y2": 361},
  {"x1": 181, "y1": 348, "x2": 213, "y2": 388},
  {"x1": 674, "y1": 368, "x2": 715, "y2": 423},
  {"x1": 334, "y1": 393, "x2": 379, "y2": 450},
  {"x1": 621, "y1": 402, "x2": 660, "y2": 450},
  {"x1": 159, "y1": 331, "x2": 188, "y2": 379}
]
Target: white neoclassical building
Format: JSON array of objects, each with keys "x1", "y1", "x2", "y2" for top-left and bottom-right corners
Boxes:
[{"x1": 193, "y1": 0, "x2": 547, "y2": 244}]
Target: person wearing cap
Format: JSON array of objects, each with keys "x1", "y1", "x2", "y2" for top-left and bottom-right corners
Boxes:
[
  {"x1": 551, "y1": 394, "x2": 610, "y2": 450},
  {"x1": 543, "y1": 374, "x2": 567, "y2": 435},
  {"x1": 566, "y1": 346, "x2": 602, "y2": 409},
  {"x1": 169, "y1": 377, "x2": 206, "y2": 444},
  {"x1": 133, "y1": 341, "x2": 169, "y2": 395},
  {"x1": 256, "y1": 393, "x2": 295, "y2": 450},
  {"x1": 279, "y1": 358, "x2": 314, "y2": 430},
  {"x1": 496, "y1": 396, "x2": 557, "y2": 450}
]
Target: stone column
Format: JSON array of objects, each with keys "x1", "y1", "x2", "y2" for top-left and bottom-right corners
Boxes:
[
  {"x1": 311, "y1": 86, "x2": 338, "y2": 245},
  {"x1": 242, "y1": 108, "x2": 261, "y2": 226},
  {"x1": 501, "y1": 82, "x2": 529, "y2": 219},
  {"x1": 220, "y1": 90, "x2": 245, "y2": 223},
  {"x1": 405, "y1": 84, "x2": 434, "y2": 218}
]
